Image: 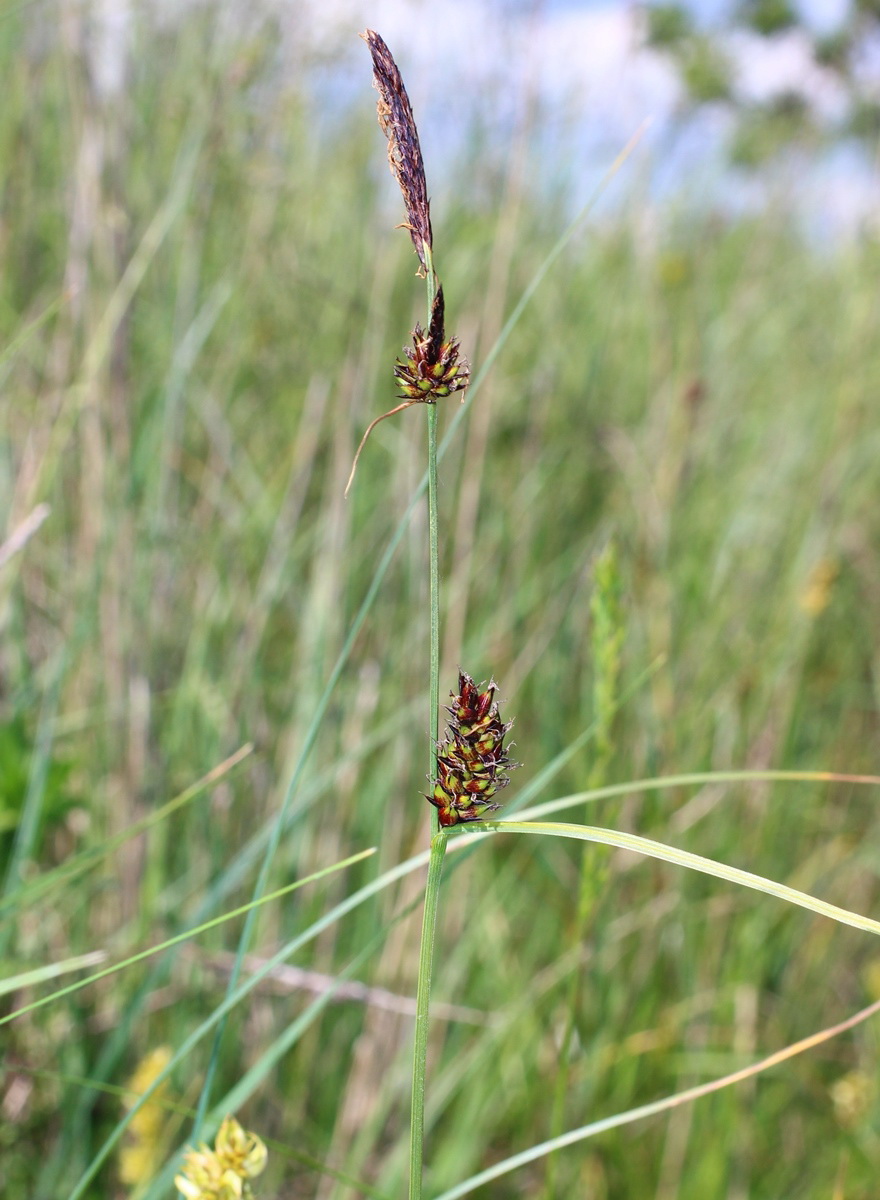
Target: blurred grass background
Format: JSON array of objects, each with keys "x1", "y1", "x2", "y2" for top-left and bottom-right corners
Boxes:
[{"x1": 2, "y1": 3, "x2": 880, "y2": 1197}]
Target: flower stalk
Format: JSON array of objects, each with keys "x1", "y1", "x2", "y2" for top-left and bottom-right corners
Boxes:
[
  {"x1": 409, "y1": 828, "x2": 446, "y2": 1200},
  {"x1": 422, "y1": 243, "x2": 441, "y2": 830},
  {"x1": 414, "y1": 231, "x2": 441, "y2": 1200},
  {"x1": 355, "y1": 32, "x2": 497, "y2": 1200}
]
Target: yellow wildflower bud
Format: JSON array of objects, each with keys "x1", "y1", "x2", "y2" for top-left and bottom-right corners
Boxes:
[
  {"x1": 175, "y1": 1116, "x2": 267, "y2": 1199},
  {"x1": 215, "y1": 1115, "x2": 268, "y2": 1179}
]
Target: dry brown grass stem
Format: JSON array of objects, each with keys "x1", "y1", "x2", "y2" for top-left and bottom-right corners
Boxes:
[
  {"x1": 0, "y1": 503, "x2": 51, "y2": 571},
  {"x1": 344, "y1": 399, "x2": 421, "y2": 498}
]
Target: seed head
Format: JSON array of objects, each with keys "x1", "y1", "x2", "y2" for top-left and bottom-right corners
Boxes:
[
  {"x1": 393, "y1": 287, "x2": 469, "y2": 402},
  {"x1": 361, "y1": 29, "x2": 432, "y2": 273},
  {"x1": 428, "y1": 672, "x2": 519, "y2": 827}
]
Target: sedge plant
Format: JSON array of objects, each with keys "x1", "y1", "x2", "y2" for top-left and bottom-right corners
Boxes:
[
  {"x1": 348, "y1": 31, "x2": 500, "y2": 1200},
  {"x1": 347, "y1": 29, "x2": 880, "y2": 1200}
]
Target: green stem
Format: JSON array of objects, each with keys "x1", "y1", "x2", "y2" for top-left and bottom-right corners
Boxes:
[
  {"x1": 410, "y1": 831, "x2": 447, "y2": 1200},
  {"x1": 424, "y1": 246, "x2": 440, "y2": 824},
  {"x1": 428, "y1": 399, "x2": 439, "y2": 781},
  {"x1": 411, "y1": 240, "x2": 442, "y2": 1200}
]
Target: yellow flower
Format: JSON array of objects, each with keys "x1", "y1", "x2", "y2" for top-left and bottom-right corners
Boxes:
[
  {"x1": 830, "y1": 1070, "x2": 873, "y2": 1128},
  {"x1": 119, "y1": 1141, "x2": 163, "y2": 1188},
  {"x1": 119, "y1": 1045, "x2": 173, "y2": 1186},
  {"x1": 215, "y1": 1115, "x2": 269, "y2": 1180},
  {"x1": 799, "y1": 558, "x2": 838, "y2": 616},
  {"x1": 175, "y1": 1116, "x2": 267, "y2": 1199}
]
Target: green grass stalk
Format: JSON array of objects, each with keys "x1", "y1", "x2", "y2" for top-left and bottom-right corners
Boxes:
[
  {"x1": 412, "y1": 238, "x2": 443, "y2": 1199},
  {"x1": 424, "y1": 242, "x2": 441, "y2": 833},
  {"x1": 409, "y1": 830, "x2": 447, "y2": 1200}
]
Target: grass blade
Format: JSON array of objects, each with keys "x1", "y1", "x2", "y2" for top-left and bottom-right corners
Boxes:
[
  {"x1": 0, "y1": 849, "x2": 375, "y2": 1028},
  {"x1": 0, "y1": 951, "x2": 106, "y2": 999},
  {"x1": 465, "y1": 820, "x2": 880, "y2": 936},
  {"x1": 433, "y1": 996, "x2": 880, "y2": 1199}
]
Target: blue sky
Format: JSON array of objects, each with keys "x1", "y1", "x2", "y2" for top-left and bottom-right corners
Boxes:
[
  {"x1": 94, "y1": 0, "x2": 878, "y2": 237},
  {"x1": 542, "y1": 0, "x2": 848, "y2": 29},
  {"x1": 288, "y1": 0, "x2": 877, "y2": 236}
]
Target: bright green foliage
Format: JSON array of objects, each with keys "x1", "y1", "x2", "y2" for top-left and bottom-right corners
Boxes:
[{"x1": 0, "y1": 715, "x2": 78, "y2": 864}]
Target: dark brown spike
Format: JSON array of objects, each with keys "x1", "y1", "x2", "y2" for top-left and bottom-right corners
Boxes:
[
  {"x1": 360, "y1": 30, "x2": 433, "y2": 272},
  {"x1": 427, "y1": 286, "x2": 445, "y2": 362}
]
